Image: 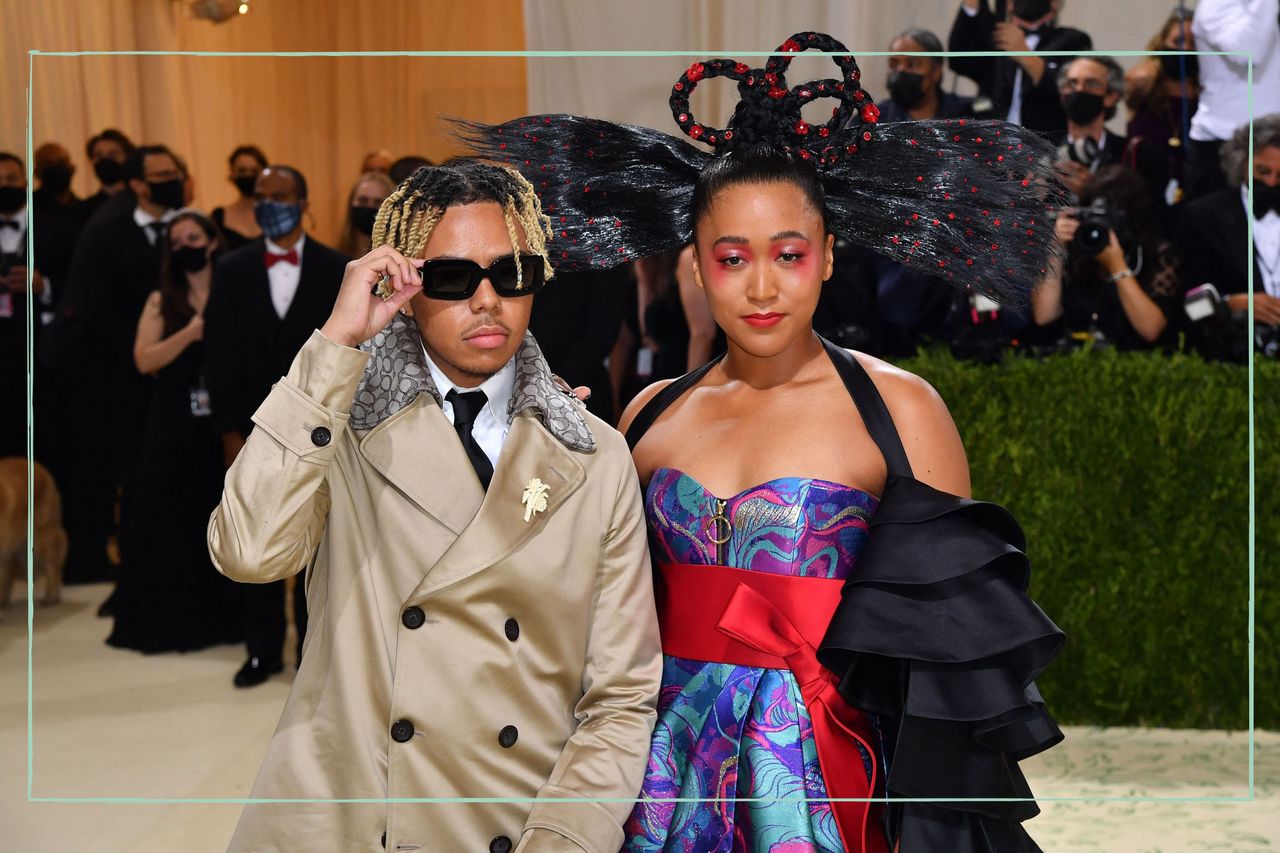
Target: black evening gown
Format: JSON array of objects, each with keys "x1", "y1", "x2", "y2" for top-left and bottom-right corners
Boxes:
[{"x1": 107, "y1": 330, "x2": 243, "y2": 653}]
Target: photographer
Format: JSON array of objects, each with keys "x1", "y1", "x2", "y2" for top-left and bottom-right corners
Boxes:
[
  {"x1": 1177, "y1": 115, "x2": 1280, "y2": 332},
  {"x1": 1032, "y1": 165, "x2": 1184, "y2": 350},
  {"x1": 1055, "y1": 56, "x2": 1129, "y2": 198}
]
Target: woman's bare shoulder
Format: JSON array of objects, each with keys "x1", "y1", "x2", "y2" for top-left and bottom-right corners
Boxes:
[{"x1": 616, "y1": 377, "x2": 679, "y2": 437}]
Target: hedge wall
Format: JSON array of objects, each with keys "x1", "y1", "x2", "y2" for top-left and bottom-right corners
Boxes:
[{"x1": 894, "y1": 347, "x2": 1276, "y2": 730}]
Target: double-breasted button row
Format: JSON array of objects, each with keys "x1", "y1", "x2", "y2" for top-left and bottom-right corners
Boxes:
[
  {"x1": 489, "y1": 836, "x2": 512, "y2": 853},
  {"x1": 497, "y1": 725, "x2": 518, "y2": 748},
  {"x1": 390, "y1": 719, "x2": 414, "y2": 743},
  {"x1": 310, "y1": 426, "x2": 331, "y2": 447},
  {"x1": 504, "y1": 618, "x2": 519, "y2": 642},
  {"x1": 402, "y1": 606, "x2": 426, "y2": 629}
]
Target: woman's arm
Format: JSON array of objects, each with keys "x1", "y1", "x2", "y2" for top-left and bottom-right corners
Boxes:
[
  {"x1": 675, "y1": 245, "x2": 716, "y2": 371},
  {"x1": 133, "y1": 290, "x2": 200, "y2": 375},
  {"x1": 1098, "y1": 232, "x2": 1167, "y2": 343},
  {"x1": 858, "y1": 355, "x2": 972, "y2": 498}
]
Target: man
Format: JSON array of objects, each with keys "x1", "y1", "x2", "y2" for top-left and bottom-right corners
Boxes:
[
  {"x1": 948, "y1": 0, "x2": 1092, "y2": 137},
  {"x1": 881, "y1": 28, "x2": 974, "y2": 122},
  {"x1": 47, "y1": 143, "x2": 187, "y2": 584},
  {"x1": 1185, "y1": 0, "x2": 1280, "y2": 199},
  {"x1": 0, "y1": 153, "x2": 43, "y2": 458},
  {"x1": 31, "y1": 142, "x2": 80, "y2": 224},
  {"x1": 204, "y1": 164, "x2": 349, "y2": 688},
  {"x1": 1055, "y1": 55, "x2": 1129, "y2": 197},
  {"x1": 80, "y1": 128, "x2": 135, "y2": 222},
  {"x1": 208, "y1": 160, "x2": 661, "y2": 851},
  {"x1": 1178, "y1": 114, "x2": 1280, "y2": 328}
]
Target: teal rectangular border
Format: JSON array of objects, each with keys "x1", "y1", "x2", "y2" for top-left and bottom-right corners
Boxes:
[{"x1": 23, "y1": 47, "x2": 1257, "y2": 806}]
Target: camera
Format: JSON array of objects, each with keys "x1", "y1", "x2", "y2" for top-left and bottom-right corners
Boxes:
[
  {"x1": 1070, "y1": 198, "x2": 1133, "y2": 258},
  {"x1": 1183, "y1": 283, "x2": 1278, "y2": 362},
  {"x1": 1058, "y1": 136, "x2": 1102, "y2": 171}
]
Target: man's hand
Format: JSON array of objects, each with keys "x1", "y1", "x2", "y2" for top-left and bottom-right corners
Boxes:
[
  {"x1": 1053, "y1": 209, "x2": 1080, "y2": 247},
  {"x1": 320, "y1": 246, "x2": 425, "y2": 349},
  {"x1": 1229, "y1": 293, "x2": 1280, "y2": 326},
  {"x1": 993, "y1": 22, "x2": 1030, "y2": 53},
  {"x1": 1056, "y1": 160, "x2": 1091, "y2": 198}
]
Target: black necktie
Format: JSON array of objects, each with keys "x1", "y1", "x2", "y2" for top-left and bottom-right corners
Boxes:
[
  {"x1": 144, "y1": 221, "x2": 165, "y2": 245},
  {"x1": 446, "y1": 389, "x2": 495, "y2": 490}
]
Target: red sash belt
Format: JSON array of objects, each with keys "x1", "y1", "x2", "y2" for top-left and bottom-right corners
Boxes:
[{"x1": 658, "y1": 562, "x2": 889, "y2": 853}]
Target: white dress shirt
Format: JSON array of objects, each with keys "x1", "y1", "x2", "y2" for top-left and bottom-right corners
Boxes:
[
  {"x1": 265, "y1": 233, "x2": 306, "y2": 320},
  {"x1": 422, "y1": 344, "x2": 516, "y2": 470},
  {"x1": 1246, "y1": 186, "x2": 1280, "y2": 298},
  {"x1": 1190, "y1": 0, "x2": 1280, "y2": 142},
  {"x1": 0, "y1": 205, "x2": 25, "y2": 255},
  {"x1": 132, "y1": 204, "x2": 175, "y2": 245}
]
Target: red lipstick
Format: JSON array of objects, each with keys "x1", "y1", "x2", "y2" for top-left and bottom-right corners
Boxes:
[{"x1": 742, "y1": 312, "x2": 785, "y2": 328}]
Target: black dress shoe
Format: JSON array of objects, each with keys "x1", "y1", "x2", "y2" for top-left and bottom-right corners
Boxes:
[{"x1": 233, "y1": 656, "x2": 284, "y2": 688}]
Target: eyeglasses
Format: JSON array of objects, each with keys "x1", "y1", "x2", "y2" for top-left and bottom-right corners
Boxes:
[
  {"x1": 419, "y1": 253, "x2": 547, "y2": 300},
  {"x1": 1060, "y1": 78, "x2": 1108, "y2": 95}
]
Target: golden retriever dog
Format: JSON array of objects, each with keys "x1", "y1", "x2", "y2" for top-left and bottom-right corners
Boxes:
[{"x1": 0, "y1": 457, "x2": 67, "y2": 607}]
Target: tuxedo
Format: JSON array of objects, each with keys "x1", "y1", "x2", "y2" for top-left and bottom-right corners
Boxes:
[
  {"x1": 204, "y1": 234, "x2": 348, "y2": 671},
  {"x1": 948, "y1": 0, "x2": 1092, "y2": 137},
  {"x1": 1176, "y1": 188, "x2": 1261, "y2": 297},
  {"x1": 41, "y1": 199, "x2": 163, "y2": 581}
]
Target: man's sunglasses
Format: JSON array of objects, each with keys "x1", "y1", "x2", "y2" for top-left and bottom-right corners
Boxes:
[{"x1": 418, "y1": 253, "x2": 547, "y2": 300}]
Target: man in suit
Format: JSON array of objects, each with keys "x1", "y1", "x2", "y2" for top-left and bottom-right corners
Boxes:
[
  {"x1": 1055, "y1": 55, "x2": 1130, "y2": 198},
  {"x1": 80, "y1": 128, "x2": 135, "y2": 223},
  {"x1": 47, "y1": 144, "x2": 186, "y2": 583},
  {"x1": 204, "y1": 164, "x2": 348, "y2": 688},
  {"x1": 0, "y1": 152, "x2": 39, "y2": 459},
  {"x1": 948, "y1": 0, "x2": 1092, "y2": 138},
  {"x1": 1177, "y1": 114, "x2": 1280, "y2": 326},
  {"x1": 880, "y1": 28, "x2": 975, "y2": 123},
  {"x1": 209, "y1": 160, "x2": 660, "y2": 851}
]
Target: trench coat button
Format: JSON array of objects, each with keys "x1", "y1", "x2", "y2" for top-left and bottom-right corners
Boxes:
[
  {"x1": 390, "y1": 719, "x2": 414, "y2": 743},
  {"x1": 498, "y1": 725, "x2": 518, "y2": 748},
  {"x1": 310, "y1": 426, "x2": 332, "y2": 447},
  {"x1": 489, "y1": 836, "x2": 512, "y2": 853},
  {"x1": 504, "y1": 618, "x2": 519, "y2": 642},
  {"x1": 402, "y1": 606, "x2": 426, "y2": 629}
]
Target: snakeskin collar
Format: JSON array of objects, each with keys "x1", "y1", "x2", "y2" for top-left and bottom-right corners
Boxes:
[{"x1": 349, "y1": 311, "x2": 596, "y2": 453}]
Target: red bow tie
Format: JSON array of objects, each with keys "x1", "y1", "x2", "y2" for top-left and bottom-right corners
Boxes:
[{"x1": 264, "y1": 248, "x2": 299, "y2": 268}]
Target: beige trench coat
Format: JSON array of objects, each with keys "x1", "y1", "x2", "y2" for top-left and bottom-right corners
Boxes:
[{"x1": 209, "y1": 331, "x2": 662, "y2": 853}]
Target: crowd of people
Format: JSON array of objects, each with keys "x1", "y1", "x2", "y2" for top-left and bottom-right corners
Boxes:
[{"x1": 0, "y1": 0, "x2": 1277, "y2": 688}]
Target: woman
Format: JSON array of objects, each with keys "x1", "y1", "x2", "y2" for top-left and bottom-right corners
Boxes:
[
  {"x1": 1125, "y1": 10, "x2": 1201, "y2": 209},
  {"x1": 107, "y1": 210, "x2": 242, "y2": 653},
  {"x1": 211, "y1": 144, "x2": 267, "y2": 250},
  {"x1": 468, "y1": 32, "x2": 1065, "y2": 851},
  {"x1": 336, "y1": 169, "x2": 395, "y2": 258},
  {"x1": 1032, "y1": 165, "x2": 1184, "y2": 351}
]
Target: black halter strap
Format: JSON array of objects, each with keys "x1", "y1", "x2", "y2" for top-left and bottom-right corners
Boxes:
[{"x1": 622, "y1": 336, "x2": 914, "y2": 481}]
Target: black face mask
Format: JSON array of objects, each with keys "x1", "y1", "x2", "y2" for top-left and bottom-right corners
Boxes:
[
  {"x1": 1063, "y1": 91, "x2": 1107, "y2": 125},
  {"x1": 147, "y1": 178, "x2": 186, "y2": 211},
  {"x1": 41, "y1": 163, "x2": 73, "y2": 193},
  {"x1": 0, "y1": 185, "x2": 25, "y2": 214},
  {"x1": 1253, "y1": 183, "x2": 1280, "y2": 219},
  {"x1": 1159, "y1": 53, "x2": 1199, "y2": 81},
  {"x1": 350, "y1": 205, "x2": 378, "y2": 236},
  {"x1": 171, "y1": 244, "x2": 211, "y2": 274},
  {"x1": 94, "y1": 158, "x2": 125, "y2": 186},
  {"x1": 1013, "y1": 0, "x2": 1052, "y2": 23},
  {"x1": 887, "y1": 71, "x2": 928, "y2": 110},
  {"x1": 232, "y1": 175, "x2": 258, "y2": 197}
]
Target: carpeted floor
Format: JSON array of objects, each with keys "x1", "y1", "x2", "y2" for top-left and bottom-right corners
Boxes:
[{"x1": 2, "y1": 582, "x2": 1275, "y2": 852}]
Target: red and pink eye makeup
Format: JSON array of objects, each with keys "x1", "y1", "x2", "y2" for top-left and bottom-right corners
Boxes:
[{"x1": 706, "y1": 230, "x2": 816, "y2": 278}]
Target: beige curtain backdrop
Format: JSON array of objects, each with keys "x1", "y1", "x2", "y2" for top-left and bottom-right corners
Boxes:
[
  {"x1": 524, "y1": 0, "x2": 1171, "y2": 137},
  {"x1": 1, "y1": 0, "x2": 529, "y2": 245}
]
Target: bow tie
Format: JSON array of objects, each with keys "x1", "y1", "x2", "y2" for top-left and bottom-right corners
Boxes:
[
  {"x1": 264, "y1": 248, "x2": 299, "y2": 269},
  {"x1": 0, "y1": 219, "x2": 21, "y2": 230}
]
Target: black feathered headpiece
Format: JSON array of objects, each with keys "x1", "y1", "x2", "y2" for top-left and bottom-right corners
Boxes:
[{"x1": 455, "y1": 31, "x2": 1066, "y2": 311}]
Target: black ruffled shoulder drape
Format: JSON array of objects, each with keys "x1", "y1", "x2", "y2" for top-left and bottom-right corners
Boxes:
[{"x1": 817, "y1": 474, "x2": 1066, "y2": 852}]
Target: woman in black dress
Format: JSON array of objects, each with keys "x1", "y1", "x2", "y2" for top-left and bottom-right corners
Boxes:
[
  {"x1": 211, "y1": 145, "x2": 267, "y2": 251},
  {"x1": 107, "y1": 210, "x2": 242, "y2": 653}
]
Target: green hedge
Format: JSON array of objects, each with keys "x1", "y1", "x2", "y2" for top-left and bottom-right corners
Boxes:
[{"x1": 893, "y1": 347, "x2": 1276, "y2": 730}]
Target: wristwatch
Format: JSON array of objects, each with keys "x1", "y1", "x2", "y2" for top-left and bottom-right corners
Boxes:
[{"x1": 1108, "y1": 268, "x2": 1135, "y2": 284}]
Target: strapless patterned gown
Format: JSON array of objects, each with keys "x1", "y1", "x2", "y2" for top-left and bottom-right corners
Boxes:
[{"x1": 623, "y1": 467, "x2": 884, "y2": 853}]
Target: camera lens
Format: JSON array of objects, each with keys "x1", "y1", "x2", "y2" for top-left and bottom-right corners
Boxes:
[{"x1": 1074, "y1": 221, "x2": 1110, "y2": 256}]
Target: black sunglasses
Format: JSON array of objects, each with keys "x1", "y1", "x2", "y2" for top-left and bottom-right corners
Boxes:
[{"x1": 418, "y1": 253, "x2": 547, "y2": 300}]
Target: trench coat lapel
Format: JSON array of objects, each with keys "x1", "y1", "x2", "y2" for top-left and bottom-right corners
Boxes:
[
  {"x1": 415, "y1": 412, "x2": 586, "y2": 597},
  {"x1": 357, "y1": 395, "x2": 486, "y2": 535}
]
